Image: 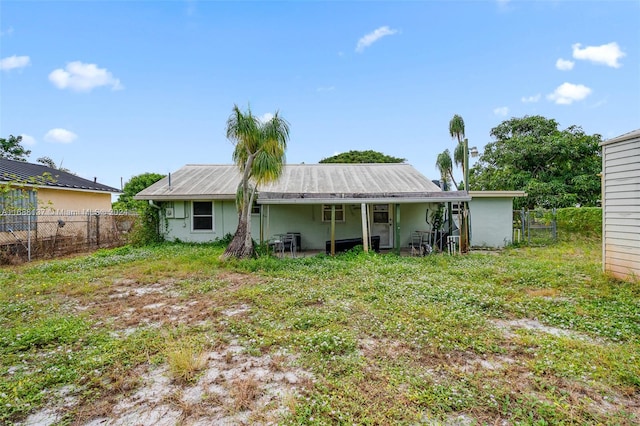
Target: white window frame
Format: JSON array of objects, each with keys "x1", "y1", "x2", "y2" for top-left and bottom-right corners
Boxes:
[
  {"x1": 192, "y1": 201, "x2": 214, "y2": 232},
  {"x1": 322, "y1": 204, "x2": 345, "y2": 222},
  {"x1": 251, "y1": 201, "x2": 261, "y2": 215}
]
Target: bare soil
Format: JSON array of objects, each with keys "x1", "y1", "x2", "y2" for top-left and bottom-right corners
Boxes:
[{"x1": 19, "y1": 272, "x2": 314, "y2": 426}]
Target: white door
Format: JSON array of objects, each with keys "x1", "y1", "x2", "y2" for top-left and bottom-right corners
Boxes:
[{"x1": 372, "y1": 204, "x2": 393, "y2": 248}]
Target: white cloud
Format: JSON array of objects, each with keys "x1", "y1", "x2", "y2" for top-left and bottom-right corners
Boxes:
[
  {"x1": 44, "y1": 128, "x2": 77, "y2": 144},
  {"x1": 356, "y1": 26, "x2": 398, "y2": 53},
  {"x1": 493, "y1": 106, "x2": 509, "y2": 116},
  {"x1": 0, "y1": 26, "x2": 14, "y2": 37},
  {"x1": 0, "y1": 55, "x2": 30, "y2": 71},
  {"x1": 258, "y1": 113, "x2": 274, "y2": 123},
  {"x1": 555, "y1": 58, "x2": 574, "y2": 71},
  {"x1": 572, "y1": 42, "x2": 626, "y2": 68},
  {"x1": 547, "y1": 82, "x2": 592, "y2": 105},
  {"x1": 316, "y1": 86, "x2": 335, "y2": 92},
  {"x1": 48, "y1": 61, "x2": 123, "y2": 92},
  {"x1": 521, "y1": 94, "x2": 541, "y2": 103},
  {"x1": 20, "y1": 134, "x2": 36, "y2": 146}
]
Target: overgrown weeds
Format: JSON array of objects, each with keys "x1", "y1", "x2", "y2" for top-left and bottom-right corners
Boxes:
[{"x1": 0, "y1": 237, "x2": 638, "y2": 425}]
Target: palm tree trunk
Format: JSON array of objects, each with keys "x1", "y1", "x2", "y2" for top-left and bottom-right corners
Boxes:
[
  {"x1": 221, "y1": 154, "x2": 257, "y2": 260},
  {"x1": 448, "y1": 171, "x2": 459, "y2": 190},
  {"x1": 221, "y1": 217, "x2": 254, "y2": 259}
]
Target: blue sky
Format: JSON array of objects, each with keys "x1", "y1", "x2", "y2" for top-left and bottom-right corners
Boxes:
[{"x1": 1, "y1": 0, "x2": 638, "y2": 194}]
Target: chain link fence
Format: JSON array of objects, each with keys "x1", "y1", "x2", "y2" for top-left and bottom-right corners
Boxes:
[
  {"x1": 513, "y1": 209, "x2": 557, "y2": 245},
  {"x1": 0, "y1": 212, "x2": 137, "y2": 264}
]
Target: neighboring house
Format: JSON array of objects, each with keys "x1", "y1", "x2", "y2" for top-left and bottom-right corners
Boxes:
[
  {"x1": 0, "y1": 158, "x2": 121, "y2": 240},
  {"x1": 600, "y1": 129, "x2": 640, "y2": 281},
  {"x1": 0, "y1": 158, "x2": 120, "y2": 212},
  {"x1": 135, "y1": 163, "x2": 521, "y2": 252},
  {"x1": 469, "y1": 191, "x2": 526, "y2": 248}
]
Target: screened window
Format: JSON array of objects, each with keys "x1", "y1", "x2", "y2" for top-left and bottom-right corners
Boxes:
[
  {"x1": 192, "y1": 201, "x2": 213, "y2": 231},
  {"x1": 0, "y1": 189, "x2": 37, "y2": 232},
  {"x1": 322, "y1": 204, "x2": 345, "y2": 222}
]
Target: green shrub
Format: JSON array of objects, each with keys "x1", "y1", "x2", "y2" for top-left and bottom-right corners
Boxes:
[
  {"x1": 556, "y1": 207, "x2": 602, "y2": 236},
  {"x1": 128, "y1": 206, "x2": 164, "y2": 246}
]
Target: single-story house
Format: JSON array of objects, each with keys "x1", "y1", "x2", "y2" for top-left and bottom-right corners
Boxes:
[
  {"x1": 0, "y1": 157, "x2": 121, "y2": 242},
  {"x1": 600, "y1": 129, "x2": 640, "y2": 281},
  {"x1": 0, "y1": 158, "x2": 120, "y2": 212},
  {"x1": 135, "y1": 163, "x2": 523, "y2": 253}
]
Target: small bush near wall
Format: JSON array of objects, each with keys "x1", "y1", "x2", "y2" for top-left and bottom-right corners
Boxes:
[{"x1": 556, "y1": 207, "x2": 602, "y2": 236}]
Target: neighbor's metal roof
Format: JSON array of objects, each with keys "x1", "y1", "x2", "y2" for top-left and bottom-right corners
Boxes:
[{"x1": 135, "y1": 163, "x2": 471, "y2": 203}]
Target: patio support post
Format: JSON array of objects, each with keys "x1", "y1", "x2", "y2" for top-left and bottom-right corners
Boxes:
[
  {"x1": 330, "y1": 204, "x2": 336, "y2": 256},
  {"x1": 394, "y1": 204, "x2": 401, "y2": 255},
  {"x1": 361, "y1": 203, "x2": 369, "y2": 252}
]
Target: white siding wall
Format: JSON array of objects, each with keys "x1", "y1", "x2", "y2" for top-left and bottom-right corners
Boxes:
[
  {"x1": 468, "y1": 197, "x2": 514, "y2": 248},
  {"x1": 602, "y1": 134, "x2": 640, "y2": 280}
]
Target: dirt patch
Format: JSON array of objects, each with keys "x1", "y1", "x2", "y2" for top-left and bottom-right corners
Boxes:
[
  {"x1": 492, "y1": 318, "x2": 588, "y2": 340},
  {"x1": 19, "y1": 273, "x2": 314, "y2": 426}
]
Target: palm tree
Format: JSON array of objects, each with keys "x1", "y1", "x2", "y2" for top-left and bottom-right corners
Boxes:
[
  {"x1": 449, "y1": 114, "x2": 469, "y2": 252},
  {"x1": 449, "y1": 114, "x2": 465, "y2": 144},
  {"x1": 221, "y1": 105, "x2": 290, "y2": 259},
  {"x1": 435, "y1": 149, "x2": 457, "y2": 190},
  {"x1": 449, "y1": 114, "x2": 466, "y2": 187}
]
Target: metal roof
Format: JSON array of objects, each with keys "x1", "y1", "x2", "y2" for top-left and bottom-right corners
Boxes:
[
  {"x1": 0, "y1": 158, "x2": 120, "y2": 193},
  {"x1": 135, "y1": 163, "x2": 471, "y2": 203}
]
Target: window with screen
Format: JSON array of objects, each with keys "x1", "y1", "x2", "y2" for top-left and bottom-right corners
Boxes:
[
  {"x1": 322, "y1": 204, "x2": 345, "y2": 222},
  {"x1": 192, "y1": 201, "x2": 213, "y2": 231}
]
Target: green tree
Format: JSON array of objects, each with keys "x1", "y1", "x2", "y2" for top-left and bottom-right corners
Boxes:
[
  {"x1": 36, "y1": 156, "x2": 72, "y2": 173},
  {"x1": 112, "y1": 172, "x2": 165, "y2": 212},
  {"x1": 470, "y1": 115, "x2": 602, "y2": 209},
  {"x1": 319, "y1": 150, "x2": 405, "y2": 164},
  {"x1": 0, "y1": 135, "x2": 31, "y2": 161},
  {"x1": 221, "y1": 105, "x2": 290, "y2": 260}
]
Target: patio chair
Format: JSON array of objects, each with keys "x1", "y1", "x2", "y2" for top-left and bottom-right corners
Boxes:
[
  {"x1": 269, "y1": 236, "x2": 284, "y2": 257},
  {"x1": 281, "y1": 233, "x2": 297, "y2": 258},
  {"x1": 409, "y1": 231, "x2": 424, "y2": 256}
]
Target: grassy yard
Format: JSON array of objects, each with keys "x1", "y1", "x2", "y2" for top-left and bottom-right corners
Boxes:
[{"x1": 0, "y1": 238, "x2": 638, "y2": 425}]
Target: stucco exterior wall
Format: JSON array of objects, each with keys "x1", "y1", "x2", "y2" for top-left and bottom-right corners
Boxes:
[
  {"x1": 468, "y1": 197, "x2": 514, "y2": 248},
  {"x1": 160, "y1": 200, "x2": 260, "y2": 243},
  {"x1": 37, "y1": 188, "x2": 113, "y2": 212}
]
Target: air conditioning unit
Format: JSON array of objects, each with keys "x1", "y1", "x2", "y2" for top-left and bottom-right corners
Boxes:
[{"x1": 165, "y1": 207, "x2": 174, "y2": 218}]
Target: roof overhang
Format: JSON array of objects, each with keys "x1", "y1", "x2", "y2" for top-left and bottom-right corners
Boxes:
[
  {"x1": 134, "y1": 194, "x2": 236, "y2": 201},
  {"x1": 257, "y1": 191, "x2": 471, "y2": 204},
  {"x1": 599, "y1": 129, "x2": 640, "y2": 147},
  {"x1": 1, "y1": 182, "x2": 122, "y2": 195},
  {"x1": 469, "y1": 190, "x2": 527, "y2": 198}
]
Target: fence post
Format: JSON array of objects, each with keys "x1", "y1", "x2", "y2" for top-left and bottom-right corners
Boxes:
[
  {"x1": 552, "y1": 208, "x2": 557, "y2": 241},
  {"x1": 27, "y1": 212, "x2": 31, "y2": 262},
  {"x1": 96, "y1": 213, "x2": 100, "y2": 247}
]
